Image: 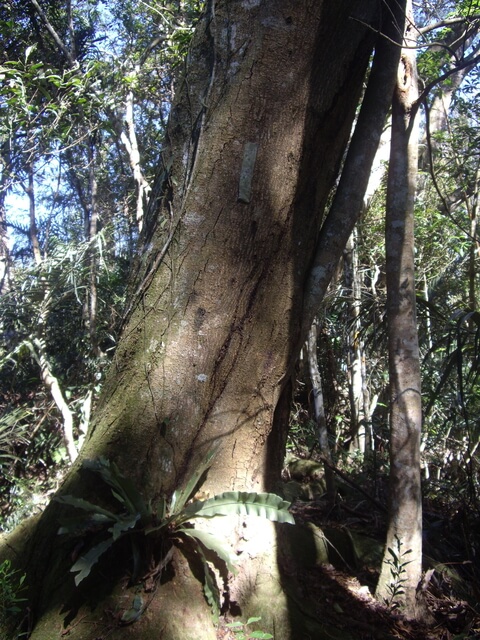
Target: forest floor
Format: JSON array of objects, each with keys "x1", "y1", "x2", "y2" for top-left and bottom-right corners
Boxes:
[
  {"x1": 244, "y1": 463, "x2": 479, "y2": 640},
  {"x1": 217, "y1": 455, "x2": 480, "y2": 640},
  {"x1": 2, "y1": 459, "x2": 479, "y2": 640},
  {"x1": 284, "y1": 498, "x2": 479, "y2": 640}
]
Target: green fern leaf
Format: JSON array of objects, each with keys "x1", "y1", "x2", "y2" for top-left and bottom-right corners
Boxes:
[
  {"x1": 54, "y1": 495, "x2": 119, "y2": 521},
  {"x1": 180, "y1": 492, "x2": 295, "y2": 525},
  {"x1": 194, "y1": 544, "x2": 220, "y2": 620},
  {"x1": 178, "y1": 527, "x2": 237, "y2": 573},
  {"x1": 170, "y1": 446, "x2": 219, "y2": 515},
  {"x1": 110, "y1": 513, "x2": 140, "y2": 541},
  {"x1": 71, "y1": 538, "x2": 115, "y2": 585}
]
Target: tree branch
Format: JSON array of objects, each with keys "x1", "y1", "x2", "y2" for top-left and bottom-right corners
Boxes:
[
  {"x1": 412, "y1": 49, "x2": 480, "y2": 119},
  {"x1": 29, "y1": 0, "x2": 76, "y2": 67},
  {"x1": 418, "y1": 15, "x2": 480, "y2": 35}
]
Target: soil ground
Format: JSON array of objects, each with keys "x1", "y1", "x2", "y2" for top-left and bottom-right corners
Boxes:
[
  {"x1": 2, "y1": 460, "x2": 479, "y2": 640},
  {"x1": 218, "y1": 476, "x2": 480, "y2": 640}
]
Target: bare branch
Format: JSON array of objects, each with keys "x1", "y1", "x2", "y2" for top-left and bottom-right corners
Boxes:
[
  {"x1": 418, "y1": 15, "x2": 480, "y2": 35},
  {"x1": 29, "y1": 0, "x2": 77, "y2": 67}
]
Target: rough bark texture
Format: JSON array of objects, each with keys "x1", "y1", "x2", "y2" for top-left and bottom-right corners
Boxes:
[
  {"x1": 1, "y1": 2, "x2": 381, "y2": 639},
  {"x1": 375, "y1": 2, "x2": 424, "y2": 619}
]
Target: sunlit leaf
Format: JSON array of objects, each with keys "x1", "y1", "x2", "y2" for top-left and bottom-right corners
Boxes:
[
  {"x1": 178, "y1": 527, "x2": 237, "y2": 574},
  {"x1": 180, "y1": 492, "x2": 295, "y2": 525}
]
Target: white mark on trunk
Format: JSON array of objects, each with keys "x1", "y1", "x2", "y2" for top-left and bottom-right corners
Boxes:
[
  {"x1": 184, "y1": 210, "x2": 204, "y2": 225},
  {"x1": 228, "y1": 24, "x2": 237, "y2": 49},
  {"x1": 238, "y1": 142, "x2": 258, "y2": 204},
  {"x1": 149, "y1": 338, "x2": 159, "y2": 352}
]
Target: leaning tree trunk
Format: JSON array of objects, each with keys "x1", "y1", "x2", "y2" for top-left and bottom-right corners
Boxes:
[
  {"x1": 375, "y1": 1, "x2": 424, "y2": 619},
  {"x1": 2, "y1": 2, "x2": 386, "y2": 639}
]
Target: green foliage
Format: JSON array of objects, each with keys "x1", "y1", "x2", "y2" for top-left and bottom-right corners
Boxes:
[
  {"x1": 55, "y1": 452, "x2": 294, "y2": 617},
  {"x1": 0, "y1": 234, "x2": 119, "y2": 363},
  {"x1": 0, "y1": 559, "x2": 27, "y2": 633},
  {"x1": 0, "y1": 407, "x2": 29, "y2": 467},
  {"x1": 0, "y1": 233, "x2": 123, "y2": 528},
  {"x1": 225, "y1": 616, "x2": 274, "y2": 640},
  {"x1": 287, "y1": 401, "x2": 319, "y2": 454},
  {"x1": 383, "y1": 536, "x2": 413, "y2": 609},
  {"x1": 0, "y1": 0, "x2": 207, "y2": 543},
  {"x1": 418, "y1": 48, "x2": 449, "y2": 85}
]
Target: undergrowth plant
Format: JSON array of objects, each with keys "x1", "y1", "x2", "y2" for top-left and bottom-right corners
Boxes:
[
  {"x1": 383, "y1": 535, "x2": 412, "y2": 609},
  {"x1": 55, "y1": 450, "x2": 295, "y2": 618},
  {"x1": 225, "y1": 616, "x2": 273, "y2": 639},
  {"x1": 0, "y1": 408, "x2": 29, "y2": 469},
  {"x1": 0, "y1": 559, "x2": 27, "y2": 636}
]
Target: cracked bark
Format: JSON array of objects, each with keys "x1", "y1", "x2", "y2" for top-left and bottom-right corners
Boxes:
[{"x1": 3, "y1": 3, "x2": 387, "y2": 639}]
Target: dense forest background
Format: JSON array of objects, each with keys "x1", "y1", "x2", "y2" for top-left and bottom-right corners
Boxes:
[{"x1": 0, "y1": 0, "x2": 480, "y2": 637}]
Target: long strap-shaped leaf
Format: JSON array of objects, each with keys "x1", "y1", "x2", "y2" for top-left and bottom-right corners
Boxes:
[
  {"x1": 55, "y1": 495, "x2": 119, "y2": 521},
  {"x1": 169, "y1": 446, "x2": 219, "y2": 515},
  {"x1": 178, "y1": 492, "x2": 295, "y2": 525},
  {"x1": 178, "y1": 527, "x2": 238, "y2": 574},
  {"x1": 71, "y1": 538, "x2": 115, "y2": 586},
  {"x1": 82, "y1": 458, "x2": 150, "y2": 521}
]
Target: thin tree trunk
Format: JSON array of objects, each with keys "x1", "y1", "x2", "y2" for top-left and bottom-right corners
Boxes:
[
  {"x1": 29, "y1": 292, "x2": 78, "y2": 463},
  {"x1": 87, "y1": 136, "x2": 99, "y2": 352},
  {"x1": 22, "y1": 164, "x2": 78, "y2": 462},
  {"x1": 344, "y1": 230, "x2": 370, "y2": 456},
  {"x1": 306, "y1": 320, "x2": 335, "y2": 503},
  {"x1": 301, "y1": 0, "x2": 406, "y2": 340},
  {"x1": 26, "y1": 164, "x2": 42, "y2": 265},
  {"x1": 467, "y1": 166, "x2": 479, "y2": 312},
  {"x1": 0, "y1": 170, "x2": 10, "y2": 294},
  {"x1": 30, "y1": 337, "x2": 78, "y2": 463},
  {"x1": 121, "y1": 87, "x2": 151, "y2": 232},
  {"x1": 29, "y1": 0, "x2": 76, "y2": 67},
  {"x1": 376, "y1": 1, "x2": 424, "y2": 618}
]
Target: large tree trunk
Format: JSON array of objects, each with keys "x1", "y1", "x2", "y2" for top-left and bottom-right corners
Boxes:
[
  {"x1": 2, "y1": 2, "x2": 388, "y2": 639},
  {"x1": 375, "y1": 1, "x2": 424, "y2": 619}
]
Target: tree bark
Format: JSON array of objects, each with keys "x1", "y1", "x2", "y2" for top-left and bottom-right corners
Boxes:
[
  {"x1": 86, "y1": 135, "x2": 100, "y2": 355},
  {"x1": 2, "y1": 2, "x2": 388, "y2": 639},
  {"x1": 306, "y1": 320, "x2": 335, "y2": 503},
  {"x1": 28, "y1": 288, "x2": 79, "y2": 463},
  {"x1": 375, "y1": 0, "x2": 424, "y2": 619},
  {"x1": 301, "y1": 0, "x2": 406, "y2": 340}
]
